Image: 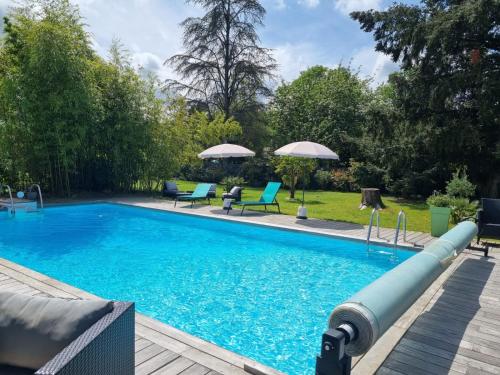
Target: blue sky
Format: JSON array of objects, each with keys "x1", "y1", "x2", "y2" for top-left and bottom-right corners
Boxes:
[{"x1": 0, "y1": 0, "x2": 417, "y2": 86}]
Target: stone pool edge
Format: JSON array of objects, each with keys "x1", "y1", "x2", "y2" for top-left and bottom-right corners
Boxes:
[{"x1": 109, "y1": 198, "x2": 425, "y2": 251}]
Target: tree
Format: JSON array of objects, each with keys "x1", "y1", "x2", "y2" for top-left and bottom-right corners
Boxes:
[
  {"x1": 269, "y1": 66, "x2": 370, "y2": 163},
  {"x1": 0, "y1": 1, "x2": 186, "y2": 195},
  {"x1": 274, "y1": 157, "x2": 316, "y2": 199},
  {"x1": 166, "y1": 0, "x2": 276, "y2": 119},
  {"x1": 0, "y1": 0, "x2": 96, "y2": 195},
  {"x1": 167, "y1": 99, "x2": 242, "y2": 160},
  {"x1": 352, "y1": 0, "x2": 500, "y2": 196}
]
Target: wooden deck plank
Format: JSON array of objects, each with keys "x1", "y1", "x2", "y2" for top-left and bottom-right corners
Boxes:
[
  {"x1": 135, "y1": 350, "x2": 180, "y2": 375},
  {"x1": 391, "y1": 347, "x2": 468, "y2": 374},
  {"x1": 376, "y1": 367, "x2": 406, "y2": 375},
  {"x1": 135, "y1": 344, "x2": 166, "y2": 366},
  {"x1": 377, "y1": 253, "x2": 500, "y2": 375},
  {"x1": 151, "y1": 357, "x2": 195, "y2": 375},
  {"x1": 397, "y1": 338, "x2": 500, "y2": 374},
  {"x1": 179, "y1": 364, "x2": 211, "y2": 375},
  {"x1": 136, "y1": 338, "x2": 155, "y2": 352}
]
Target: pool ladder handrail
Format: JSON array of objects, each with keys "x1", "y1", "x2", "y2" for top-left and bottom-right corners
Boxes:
[
  {"x1": 2, "y1": 184, "x2": 15, "y2": 216},
  {"x1": 31, "y1": 184, "x2": 44, "y2": 209},
  {"x1": 366, "y1": 208, "x2": 381, "y2": 244},
  {"x1": 394, "y1": 209, "x2": 407, "y2": 245}
]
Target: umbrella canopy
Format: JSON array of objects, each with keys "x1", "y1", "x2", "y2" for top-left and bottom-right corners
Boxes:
[
  {"x1": 198, "y1": 144, "x2": 255, "y2": 159},
  {"x1": 274, "y1": 141, "x2": 339, "y2": 160},
  {"x1": 274, "y1": 141, "x2": 339, "y2": 218}
]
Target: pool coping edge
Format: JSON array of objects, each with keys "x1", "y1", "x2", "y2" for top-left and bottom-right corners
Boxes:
[{"x1": 101, "y1": 198, "x2": 425, "y2": 252}]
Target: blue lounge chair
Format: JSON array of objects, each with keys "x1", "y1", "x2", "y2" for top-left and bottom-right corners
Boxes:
[
  {"x1": 230, "y1": 182, "x2": 281, "y2": 215},
  {"x1": 174, "y1": 183, "x2": 212, "y2": 208}
]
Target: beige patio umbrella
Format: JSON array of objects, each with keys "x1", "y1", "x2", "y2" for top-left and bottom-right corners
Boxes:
[
  {"x1": 198, "y1": 144, "x2": 255, "y2": 209},
  {"x1": 274, "y1": 141, "x2": 339, "y2": 219},
  {"x1": 198, "y1": 144, "x2": 255, "y2": 159}
]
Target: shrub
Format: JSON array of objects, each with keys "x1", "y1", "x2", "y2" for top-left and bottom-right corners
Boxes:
[
  {"x1": 450, "y1": 198, "x2": 478, "y2": 224},
  {"x1": 220, "y1": 176, "x2": 245, "y2": 193},
  {"x1": 349, "y1": 161, "x2": 385, "y2": 190},
  {"x1": 314, "y1": 170, "x2": 331, "y2": 190},
  {"x1": 240, "y1": 158, "x2": 274, "y2": 187},
  {"x1": 426, "y1": 193, "x2": 452, "y2": 207},
  {"x1": 180, "y1": 162, "x2": 224, "y2": 183},
  {"x1": 388, "y1": 171, "x2": 436, "y2": 199},
  {"x1": 446, "y1": 167, "x2": 476, "y2": 199},
  {"x1": 426, "y1": 193, "x2": 478, "y2": 223},
  {"x1": 331, "y1": 169, "x2": 354, "y2": 192}
]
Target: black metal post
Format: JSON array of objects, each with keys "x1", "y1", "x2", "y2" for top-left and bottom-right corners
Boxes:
[{"x1": 316, "y1": 325, "x2": 355, "y2": 375}]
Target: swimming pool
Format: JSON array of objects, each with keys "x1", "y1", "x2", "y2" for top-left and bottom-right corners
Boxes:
[{"x1": 0, "y1": 203, "x2": 415, "y2": 374}]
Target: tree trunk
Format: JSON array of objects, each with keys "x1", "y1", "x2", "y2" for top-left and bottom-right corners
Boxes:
[
  {"x1": 289, "y1": 175, "x2": 298, "y2": 199},
  {"x1": 360, "y1": 188, "x2": 385, "y2": 209},
  {"x1": 223, "y1": 0, "x2": 231, "y2": 120}
]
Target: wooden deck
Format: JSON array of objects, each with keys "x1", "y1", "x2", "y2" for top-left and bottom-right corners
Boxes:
[
  {"x1": 376, "y1": 248, "x2": 500, "y2": 375},
  {"x1": 0, "y1": 258, "x2": 283, "y2": 375},
  {"x1": 112, "y1": 197, "x2": 436, "y2": 249}
]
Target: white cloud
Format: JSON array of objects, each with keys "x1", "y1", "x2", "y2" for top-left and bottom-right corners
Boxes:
[
  {"x1": 334, "y1": 0, "x2": 382, "y2": 15},
  {"x1": 298, "y1": 0, "x2": 320, "y2": 8},
  {"x1": 131, "y1": 51, "x2": 173, "y2": 80},
  {"x1": 273, "y1": 42, "x2": 329, "y2": 82},
  {"x1": 263, "y1": 0, "x2": 323, "y2": 10},
  {"x1": 351, "y1": 46, "x2": 399, "y2": 87},
  {"x1": 70, "y1": 0, "x2": 198, "y2": 82}
]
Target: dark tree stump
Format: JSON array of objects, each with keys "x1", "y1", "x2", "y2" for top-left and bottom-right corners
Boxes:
[{"x1": 360, "y1": 188, "x2": 385, "y2": 209}]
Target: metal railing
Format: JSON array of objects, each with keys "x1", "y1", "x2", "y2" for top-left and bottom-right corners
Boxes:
[
  {"x1": 366, "y1": 208, "x2": 380, "y2": 245},
  {"x1": 31, "y1": 184, "x2": 44, "y2": 209},
  {"x1": 394, "y1": 209, "x2": 407, "y2": 245},
  {"x1": 2, "y1": 184, "x2": 15, "y2": 216}
]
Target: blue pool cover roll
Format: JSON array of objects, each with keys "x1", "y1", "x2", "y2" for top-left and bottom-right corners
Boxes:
[{"x1": 328, "y1": 221, "x2": 478, "y2": 356}]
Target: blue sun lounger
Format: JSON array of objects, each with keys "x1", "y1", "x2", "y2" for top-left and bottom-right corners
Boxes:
[
  {"x1": 229, "y1": 182, "x2": 281, "y2": 215},
  {"x1": 174, "y1": 183, "x2": 212, "y2": 208}
]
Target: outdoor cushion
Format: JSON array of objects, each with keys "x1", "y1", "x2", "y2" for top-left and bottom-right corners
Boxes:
[
  {"x1": 165, "y1": 182, "x2": 178, "y2": 192},
  {"x1": 229, "y1": 186, "x2": 241, "y2": 195},
  {"x1": 0, "y1": 292, "x2": 113, "y2": 370}
]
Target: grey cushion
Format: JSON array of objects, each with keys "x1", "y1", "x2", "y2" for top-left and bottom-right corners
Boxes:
[
  {"x1": 229, "y1": 186, "x2": 241, "y2": 195},
  {"x1": 0, "y1": 292, "x2": 113, "y2": 370},
  {"x1": 165, "y1": 182, "x2": 178, "y2": 192}
]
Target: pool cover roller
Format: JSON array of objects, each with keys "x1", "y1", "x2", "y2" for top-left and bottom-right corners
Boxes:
[{"x1": 328, "y1": 221, "x2": 477, "y2": 356}]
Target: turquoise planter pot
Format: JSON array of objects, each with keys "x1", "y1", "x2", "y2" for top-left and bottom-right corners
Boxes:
[{"x1": 430, "y1": 206, "x2": 451, "y2": 237}]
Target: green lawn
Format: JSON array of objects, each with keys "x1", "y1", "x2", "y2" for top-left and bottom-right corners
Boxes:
[{"x1": 175, "y1": 180, "x2": 432, "y2": 233}]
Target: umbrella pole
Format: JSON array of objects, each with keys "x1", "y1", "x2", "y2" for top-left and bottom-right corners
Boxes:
[
  {"x1": 302, "y1": 166, "x2": 306, "y2": 207},
  {"x1": 297, "y1": 165, "x2": 308, "y2": 219}
]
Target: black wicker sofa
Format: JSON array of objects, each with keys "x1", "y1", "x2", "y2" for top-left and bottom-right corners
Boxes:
[{"x1": 0, "y1": 293, "x2": 135, "y2": 375}]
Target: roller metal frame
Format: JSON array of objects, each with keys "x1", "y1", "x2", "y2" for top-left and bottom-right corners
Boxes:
[{"x1": 316, "y1": 324, "x2": 356, "y2": 375}]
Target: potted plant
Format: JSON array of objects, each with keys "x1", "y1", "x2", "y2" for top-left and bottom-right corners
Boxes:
[{"x1": 427, "y1": 193, "x2": 452, "y2": 237}]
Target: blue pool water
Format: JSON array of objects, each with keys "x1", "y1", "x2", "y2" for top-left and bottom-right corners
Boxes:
[{"x1": 0, "y1": 203, "x2": 414, "y2": 374}]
